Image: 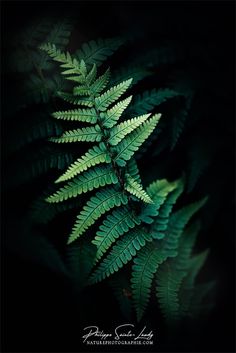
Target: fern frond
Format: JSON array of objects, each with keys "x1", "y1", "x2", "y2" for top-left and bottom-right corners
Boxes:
[
  {"x1": 101, "y1": 96, "x2": 132, "y2": 128},
  {"x1": 150, "y1": 179, "x2": 184, "y2": 238},
  {"x1": 40, "y1": 43, "x2": 82, "y2": 75},
  {"x1": 52, "y1": 108, "x2": 97, "y2": 123},
  {"x1": 131, "y1": 243, "x2": 166, "y2": 321},
  {"x1": 30, "y1": 192, "x2": 80, "y2": 225},
  {"x1": 108, "y1": 114, "x2": 151, "y2": 146},
  {"x1": 68, "y1": 187, "x2": 128, "y2": 244},
  {"x1": 90, "y1": 68, "x2": 110, "y2": 95},
  {"x1": 111, "y1": 65, "x2": 152, "y2": 86},
  {"x1": 89, "y1": 228, "x2": 151, "y2": 283},
  {"x1": 126, "y1": 159, "x2": 142, "y2": 184},
  {"x1": 49, "y1": 125, "x2": 102, "y2": 143},
  {"x1": 75, "y1": 37, "x2": 124, "y2": 68},
  {"x1": 92, "y1": 206, "x2": 141, "y2": 262},
  {"x1": 66, "y1": 241, "x2": 97, "y2": 289},
  {"x1": 139, "y1": 179, "x2": 178, "y2": 224},
  {"x1": 127, "y1": 89, "x2": 180, "y2": 116},
  {"x1": 57, "y1": 91, "x2": 94, "y2": 106},
  {"x1": 166, "y1": 197, "x2": 208, "y2": 242},
  {"x1": 95, "y1": 79, "x2": 133, "y2": 111},
  {"x1": 154, "y1": 222, "x2": 201, "y2": 322},
  {"x1": 114, "y1": 114, "x2": 161, "y2": 167},
  {"x1": 125, "y1": 174, "x2": 153, "y2": 204},
  {"x1": 156, "y1": 261, "x2": 186, "y2": 323},
  {"x1": 46, "y1": 166, "x2": 118, "y2": 203},
  {"x1": 73, "y1": 86, "x2": 91, "y2": 96},
  {"x1": 9, "y1": 114, "x2": 63, "y2": 152},
  {"x1": 55, "y1": 143, "x2": 111, "y2": 183},
  {"x1": 86, "y1": 64, "x2": 97, "y2": 85},
  {"x1": 179, "y1": 250, "x2": 209, "y2": 317},
  {"x1": 8, "y1": 147, "x2": 74, "y2": 186}
]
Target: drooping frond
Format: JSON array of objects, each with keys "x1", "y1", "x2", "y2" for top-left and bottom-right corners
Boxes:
[
  {"x1": 30, "y1": 191, "x2": 80, "y2": 225},
  {"x1": 50, "y1": 125, "x2": 102, "y2": 143},
  {"x1": 8, "y1": 113, "x2": 63, "y2": 153},
  {"x1": 68, "y1": 187, "x2": 128, "y2": 244},
  {"x1": 108, "y1": 114, "x2": 151, "y2": 146},
  {"x1": 95, "y1": 79, "x2": 133, "y2": 111},
  {"x1": 156, "y1": 261, "x2": 187, "y2": 323},
  {"x1": 111, "y1": 65, "x2": 152, "y2": 86},
  {"x1": 166, "y1": 197, "x2": 208, "y2": 242},
  {"x1": 150, "y1": 179, "x2": 184, "y2": 238},
  {"x1": 125, "y1": 174, "x2": 153, "y2": 204},
  {"x1": 140, "y1": 179, "x2": 179, "y2": 224},
  {"x1": 92, "y1": 206, "x2": 141, "y2": 262},
  {"x1": 127, "y1": 89, "x2": 180, "y2": 116},
  {"x1": 89, "y1": 228, "x2": 151, "y2": 284},
  {"x1": 170, "y1": 94, "x2": 193, "y2": 150},
  {"x1": 179, "y1": 250, "x2": 209, "y2": 317},
  {"x1": 55, "y1": 143, "x2": 111, "y2": 183},
  {"x1": 101, "y1": 96, "x2": 132, "y2": 128},
  {"x1": 7, "y1": 147, "x2": 74, "y2": 186},
  {"x1": 75, "y1": 37, "x2": 124, "y2": 68},
  {"x1": 46, "y1": 166, "x2": 118, "y2": 203},
  {"x1": 155, "y1": 222, "x2": 201, "y2": 323},
  {"x1": 52, "y1": 108, "x2": 97, "y2": 123},
  {"x1": 131, "y1": 243, "x2": 167, "y2": 321},
  {"x1": 114, "y1": 114, "x2": 161, "y2": 167}
]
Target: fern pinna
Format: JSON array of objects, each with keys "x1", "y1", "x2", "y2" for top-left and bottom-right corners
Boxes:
[{"x1": 40, "y1": 42, "x2": 214, "y2": 324}]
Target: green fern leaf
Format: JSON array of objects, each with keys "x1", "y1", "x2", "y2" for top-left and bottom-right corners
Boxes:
[
  {"x1": 154, "y1": 222, "x2": 201, "y2": 322},
  {"x1": 127, "y1": 89, "x2": 180, "y2": 116},
  {"x1": 125, "y1": 174, "x2": 153, "y2": 204},
  {"x1": 57, "y1": 91, "x2": 94, "y2": 106},
  {"x1": 49, "y1": 125, "x2": 102, "y2": 143},
  {"x1": 101, "y1": 96, "x2": 132, "y2": 128},
  {"x1": 68, "y1": 187, "x2": 128, "y2": 244},
  {"x1": 75, "y1": 37, "x2": 124, "y2": 68},
  {"x1": 92, "y1": 206, "x2": 141, "y2": 262},
  {"x1": 131, "y1": 243, "x2": 167, "y2": 321},
  {"x1": 114, "y1": 114, "x2": 161, "y2": 167},
  {"x1": 140, "y1": 179, "x2": 179, "y2": 224},
  {"x1": 86, "y1": 64, "x2": 97, "y2": 85},
  {"x1": 73, "y1": 86, "x2": 91, "y2": 96},
  {"x1": 126, "y1": 159, "x2": 142, "y2": 184},
  {"x1": 52, "y1": 108, "x2": 97, "y2": 123},
  {"x1": 166, "y1": 197, "x2": 208, "y2": 243},
  {"x1": 95, "y1": 79, "x2": 133, "y2": 111},
  {"x1": 108, "y1": 114, "x2": 151, "y2": 146},
  {"x1": 46, "y1": 166, "x2": 118, "y2": 203},
  {"x1": 179, "y1": 250, "x2": 209, "y2": 317},
  {"x1": 40, "y1": 43, "x2": 82, "y2": 76},
  {"x1": 90, "y1": 68, "x2": 110, "y2": 95},
  {"x1": 55, "y1": 143, "x2": 111, "y2": 183},
  {"x1": 150, "y1": 179, "x2": 184, "y2": 238},
  {"x1": 111, "y1": 65, "x2": 151, "y2": 86},
  {"x1": 156, "y1": 261, "x2": 186, "y2": 323},
  {"x1": 89, "y1": 228, "x2": 151, "y2": 283}
]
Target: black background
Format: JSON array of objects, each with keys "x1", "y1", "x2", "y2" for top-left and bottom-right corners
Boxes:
[{"x1": 1, "y1": 1, "x2": 235, "y2": 352}]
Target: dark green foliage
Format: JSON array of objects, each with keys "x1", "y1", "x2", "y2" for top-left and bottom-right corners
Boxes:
[{"x1": 5, "y1": 19, "x2": 216, "y2": 329}]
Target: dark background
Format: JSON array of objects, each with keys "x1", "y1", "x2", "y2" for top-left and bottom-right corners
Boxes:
[{"x1": 1, "y1": 1, "x2": 235, "y2": 352}]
